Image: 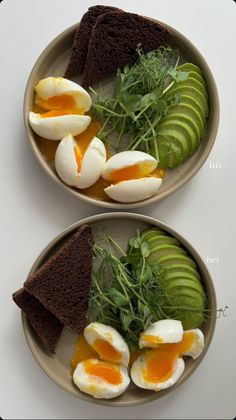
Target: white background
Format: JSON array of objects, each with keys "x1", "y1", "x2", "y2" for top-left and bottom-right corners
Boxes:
[{"x1": 0, "y1": 0, "x2": 235, "y2": 419}]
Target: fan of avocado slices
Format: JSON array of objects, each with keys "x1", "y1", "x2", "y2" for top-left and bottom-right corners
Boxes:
[
  {"x1": 92, "y1": 48, "x2": 209, "y2": 169},
  {"x1": 153, "y1": 63, "x2": 209, "y2": 168},
  {"x1": 139, "y1": 228, "x2": 206, "y2": 328}
]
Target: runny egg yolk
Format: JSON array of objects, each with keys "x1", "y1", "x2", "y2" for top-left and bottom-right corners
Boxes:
[
  {"x1": 73, "y1": 121, "x2": 103, "y2": 175},
  {"x1": 109, "y1": 163, "x2": 166, "y2": 182},
  {"x1": 140, "y1": 334, "x2": 164, "y2": 345},
  {"x1": 71, "y1": 335, "x2": 97, "y2": 371},
  {"x1": 144, "y1": 331, "x2": 195, "y2": 383},
  {"x1": 84, "y1": 359, "x2": 122, "y2": 385},
  {"x1": 36, "y1": 93, "x2": 77, "y2": 111},
  {"x1": 92, "y1": 339, "x2": 121, "y2": 363},
  {"x1": 40, "y1": 109, "x2": 72, "y2": 118}
]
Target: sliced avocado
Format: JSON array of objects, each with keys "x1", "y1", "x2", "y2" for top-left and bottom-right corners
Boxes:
[
  {"x1": 165, "y1": 295, "x2": 204, "y2": 310},
  {"x1": 160, "y1": 277, "x2": 205, "y2": 295},
  {"x1": 177, "y1": 63, "x2": 203, "y2": 76},
  {"x1": 166, "y1": 103, "x2": 204, "y2": 138},
  {"x1": 147, "y1": 244, "x2": 187, "y2": 261},
  {"x1": 165, "y1": 86, "x2": 209, "y2": 117},
  {"x1": 144, "y1": 235, "x2": 180, "y2": 247},
  {"x1": 157, "y1": 120, "x2": 193, "y2": 156},
  {"x1": 164, "y1": 263, "x2": 201, "y2": 278},
  {"x1": 178, "y1": 95, "x2": 206, "y2": 122},
  {"x1": 142, "y1": 228, "x2": 169, "y2": 239},
  {"x1": 170, "y1": 77, "x2": 208, "y2": 98},
  {"x1": 166, "y1": 286, "x2": 206, "y2": 307},
  {"x1": 162, "y1": 270, "x2": 204, "y2": 286},
  {"x1": 157, "y1": 253, "x2": 197, "y2": 268},
  {"x1": 185, "y1": 71, "x2": 206, "y2": 86},
  {"x1": 159, "y1": 114, "x2": 200, "y2": 153},
  {"x1": 151, "y1": 134, "x2": 170, "y2": 169},
  {"x1": 171, "y1": 310, "x2": 205, "y2": 329}
]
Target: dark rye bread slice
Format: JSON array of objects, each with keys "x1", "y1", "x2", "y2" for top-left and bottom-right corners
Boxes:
[
  {"x1": 24, "y1": 224, "x2": 93, "y2": 333},
  {"x1": 82, "y1": 11, "x2": 170, "y2": 87},
  {"x1": 64, "y1": 5, "x2": 121, "y2": 78},
  {"x1": 13, "y1": 288, "x2": 63, "y2": 353}
]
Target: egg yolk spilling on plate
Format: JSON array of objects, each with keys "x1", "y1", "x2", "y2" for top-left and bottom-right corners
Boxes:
[
  {"x1": 144, "y1": 331, "x2": 195, "y2": 383},
  {"x1": 109, "y1": 163, "x2": 165, "y2": 182},
  {"x1": 92, "y1": 339, "x2": 121, "y2": 363},
  {"x1": 84, "y1": 360, "x2": 122, "y2": 385}
]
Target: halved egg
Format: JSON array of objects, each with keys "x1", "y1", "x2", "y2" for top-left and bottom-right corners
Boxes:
[
  {"x1": 181, "y1": 329, "x2": 204, "y2": 359},
  {"x1": 131, "y1": 352, "x2": 185, "y2": 391},
  {"x1": 35, "y1": 77, "x2": 92, "y2": 112},
  {"x1": 55, "y1": 134, "x2": 106, "y2": 189},
  {"x1": 73, "y1": 359, "x2": 130, "y2": 399},
  {"x1": 29, "y1": 111, "x2": 91, "y2": 141},
  {"x1": 84, "y1": 322, "x2": 130, "y2": 367},
  {"x1": 101, "y1": 151, "x2": 162, "y2": 203},
  {"x1": 139, "y1": 319, "x2": 184, "y2": 349}
]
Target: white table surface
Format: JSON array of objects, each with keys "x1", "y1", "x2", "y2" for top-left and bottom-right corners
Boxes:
[{"x1": 1, "y1": 0, "x2": 235, "y2": 418}]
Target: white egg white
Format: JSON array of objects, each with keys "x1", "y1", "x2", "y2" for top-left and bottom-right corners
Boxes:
[
  {"x1": 102, "y1": 150, "x2": 158, "y2": 181},
  {"x1": 73, "y1": 359, "x2": 130, "y2": 399},
  {"x1": 104, "y1": 177, "x2": 162, "y2": 203},
  {"x1": 35, "y1": 77, "x2": 92, "y2": 111},
  {"x1": 139, "y1": 319, "x2": 184, "y2": 349},
  {"x1": 55, "y1": 134, "x2": 106, "y2": 189},
  {"x1": 84, "y1": 322, "x2": 130, "y2": 367},
  {"x1": 29, "y1": 112, "x2": 91, "y2": 140},
  {"x1": 131, "y1": 355, "x2": 185, "y2": 391},
  {"x1": 182, "y1": 329, "x2": 204, "y2": 360}
]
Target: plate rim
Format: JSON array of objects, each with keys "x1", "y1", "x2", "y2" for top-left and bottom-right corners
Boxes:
[
  {"x1": 22, "y1": 212, "x2": 217, "y2": 407},
  {"x1": 23, "y1": 19, "x2": 220, "y2": 209}
]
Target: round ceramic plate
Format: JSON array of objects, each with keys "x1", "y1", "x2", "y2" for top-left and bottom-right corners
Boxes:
[
  {"x1": 24, "y1": 19, "x2": 219, "y2": 209},
  {"x1": 22, "y1": 212, "x2": 216, "y2": 406}
]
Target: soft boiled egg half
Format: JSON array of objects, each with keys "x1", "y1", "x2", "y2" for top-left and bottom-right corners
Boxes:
[
  {"x1": 84, "y1": 322, "x2": 130, "y2": 367},
  {"x1": 73, "y1": 358, "x2": 130, "y2": 399},
  {"x1": 55, "y1": 134, "x2": 106, "y2": 189},
  {"x1": 29, "y1": 77, "x2": 92, "y2": 140},
  {"x1": 101, "y1": 151, "x2": 162, "y2": 203},
  {"x1": 131, "y1": 320, "x2": 204, "y2": 391}
]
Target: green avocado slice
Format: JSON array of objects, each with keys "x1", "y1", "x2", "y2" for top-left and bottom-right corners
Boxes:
[
  {"x1": 177, "y1": 63, "x2": 203, "y2": 76},
  {"x1": 165, "y1": 86, "x2": 209, "y2": 117},
  {"x1": 166, "y1": 103, "x2": 204, "y2": 138},
  {"x1": 170, "y1": 77, "x2": 208, "y2": 98},
  {"x1": 159, "y1": 114, "x2": 200, "y2": 153}
]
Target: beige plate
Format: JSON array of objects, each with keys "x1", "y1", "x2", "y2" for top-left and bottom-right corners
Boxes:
[
  {"x1": 24, "y1": 19, "x2": 220, "y2": 209},
  {"x1": 22, "y1": 212, "x2": 216, "y2": 406}
]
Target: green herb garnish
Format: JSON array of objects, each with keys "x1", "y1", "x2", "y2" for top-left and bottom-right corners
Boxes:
[{"x1": 91, "y1": 46, "x2": 188, "y2": 156}]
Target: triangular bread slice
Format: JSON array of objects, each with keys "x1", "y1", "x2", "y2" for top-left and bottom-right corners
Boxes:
[
  {"x1": 82, "y1": 11, "x2": 170, "y2": 87},
  {"x1": 64, "y1": 5, "x2": 121, "y2": 78},
  {"x1": 13, "y1": 288, "x2": 63, "y2": 353},
  {"x1": 24, "y1": 225, "x2": 93, "y2": 333}
]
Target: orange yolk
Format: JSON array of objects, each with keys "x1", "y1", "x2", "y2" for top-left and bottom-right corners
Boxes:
[
  {"x1": 71, "y1": 335, "x2": 97, "y2": 371},
  {"x1": 92, "y1": 339, "x2": 121, "y2": 363},
  {"x1": 36, "y1": 93, "x2": 77, "y2": 111},
  {"x1": 40, "y1": 109, "x2": 72, "y2": 118},
  {"x1": 84, "y1": 359, "x2": 122, "y2": 385},
  {"x1": 140, "y1": 334, "x2": 164, "y2": 345},
  {"x1": 144, "y1": 331, "x2": 195, "y2": 383},
  {"x1": 109, "y1": 163, "x2": 166, "y2": 183}
]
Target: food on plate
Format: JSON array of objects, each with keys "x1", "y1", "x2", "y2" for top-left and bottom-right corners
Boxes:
[
  {"x1": 140, "y1": 228, "x2": 206, "y2": 329},
  {"x1": 131, "y1": 321, "x2": 204, "y2": 391},
  {"x1": 29, "y1": 7, "x2": 210, "y2": 203},
  {"x1": 13, "y1": 223, "x2": 209, "y2": 398},
  {"x1": 84, "y1": 322, "x2": 130, "y2": 367},
  {"x1": 101, "y1": 151, "x2": 162, "y2": 202},
  {"x1": 29, "y1": 77, "x2": 92, "y2": 140},
  {"x1": 73, "y1": 359, "x2": 130, "y2": 399},
  {"x1": 55, "y1": 134, "x2": 106, "y2": 189},
  {"x1": 139, "y1": 319, "x2": 183, "y2": 348},
  {"x1": 81, "y1": 11, "x2": 170, "y2": 87},
  {"x1": 24, "y1": 225, "x2": 93, "y2": 333},
  {"x1": 64, "y1": 5, "x2": 122, "y2": 78},
  {"x1": 13, "y1": 288, "x2": 63, "y2": 353}
]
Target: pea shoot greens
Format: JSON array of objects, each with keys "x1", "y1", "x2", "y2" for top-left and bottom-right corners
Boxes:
[{"x1": 91, "y1": 46, "x2": 189, "y2": 158}]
